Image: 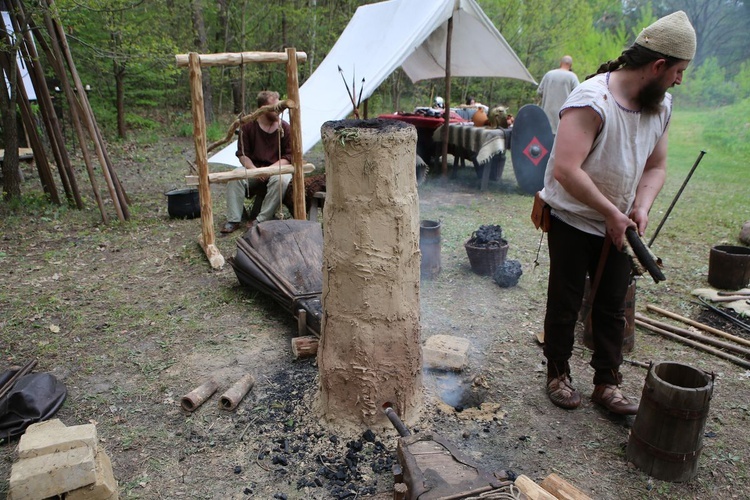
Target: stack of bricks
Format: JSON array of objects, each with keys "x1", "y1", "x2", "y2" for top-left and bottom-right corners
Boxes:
[{"x1": 8, "y1": 419, "x2": 118, "y2": 500}]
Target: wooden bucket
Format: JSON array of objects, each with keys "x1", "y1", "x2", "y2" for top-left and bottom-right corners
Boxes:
[
  {"x1": 420, "y1": 220, "x2": 441, "y2": 279},
  {"x1": 626, "y1": 361, "x2": 714, "y2": 482},
  {"x1": 579, "y1": 276, "x2": 636, "y2": 353}
]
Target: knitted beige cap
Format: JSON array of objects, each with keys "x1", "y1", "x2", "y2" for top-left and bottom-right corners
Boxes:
[{"x1": 635, "y1": 11, "x2": 696, "y2": 60}]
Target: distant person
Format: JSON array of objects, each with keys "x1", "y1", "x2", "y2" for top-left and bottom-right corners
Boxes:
[
  {"x1": 537, "y1": 55, "x2": 580, "y2": 134},
  {"x1": 221, "y1": 90, "x2": 292, "y2": 234},
  {"x1": 538, "y1": 12, "x2": 696, "y2": 415}
]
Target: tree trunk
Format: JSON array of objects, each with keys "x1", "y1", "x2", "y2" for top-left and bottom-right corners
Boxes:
[
  {"x1": 115, "y1": 62, "x2": 127, "y2": 139},
  {"x1": 0, "y1": 49, "x2": 22, "y2": 200},
  {"x1": 191, "y1": 0, "x2": 214, "y2": 123}
]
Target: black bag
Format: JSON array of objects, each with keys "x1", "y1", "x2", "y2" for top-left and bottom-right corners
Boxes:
[{"x1": 0, "y1": 372, "x2": 67, "y2": 442}]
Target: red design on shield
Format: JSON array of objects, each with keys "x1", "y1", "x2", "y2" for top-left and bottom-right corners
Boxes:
[{"x1": 523, "y1": 137, "x2": 549, "y2": 166}]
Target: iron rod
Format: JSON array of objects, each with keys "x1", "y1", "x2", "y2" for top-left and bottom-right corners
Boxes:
[{"x1": 648, "y1": 150, "x2": 706, "y2": 247}]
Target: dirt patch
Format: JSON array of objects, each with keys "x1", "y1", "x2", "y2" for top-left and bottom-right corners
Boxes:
[{"x1": 1, "y1": 135, "x2": 749, "y2": 499}]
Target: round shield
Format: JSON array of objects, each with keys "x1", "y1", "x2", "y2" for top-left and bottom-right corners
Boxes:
[{"x1": 511, "y1": 104, "x2": 554, "y2": 194}]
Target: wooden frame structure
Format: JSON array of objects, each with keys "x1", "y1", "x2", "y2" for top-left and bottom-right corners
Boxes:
[{"x1": 175, "y1": 49, "x2": 307, "y2": 269}]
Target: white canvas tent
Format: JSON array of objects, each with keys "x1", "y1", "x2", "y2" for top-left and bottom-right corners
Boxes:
[
  {"x1": 209, "y1": 0, "x2": 535, "y2": 168},
  {"x1": 2, "y1": 11, "x2": 37, "y2": 101}
]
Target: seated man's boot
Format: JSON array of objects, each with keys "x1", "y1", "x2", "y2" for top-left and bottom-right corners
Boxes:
[{"x1": 591, "y1": 384, "x2": 638, "y2": 415}]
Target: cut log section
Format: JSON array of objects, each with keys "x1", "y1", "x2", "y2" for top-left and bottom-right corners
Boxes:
[
  {"x1": 291, "y1": 336, "x2": 319, "y2": 359},
  {"x1": 540, "y1": 473, "x2": 592, "y2": 500},
  {"x1": 515, "y1": 475, "x2": 557, "y2": 500}
]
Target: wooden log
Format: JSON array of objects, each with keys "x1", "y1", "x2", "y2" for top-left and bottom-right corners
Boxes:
[
  {"x1": 514, "y1": 475, "x2": 557, "y2": 500},
  {"x1": 189, "y1": 52, "x2": 224, "y2": 269},
  {"x1": 175, "y1": 51, "x2": 307, "y2": 68},
  {"x1": 219, "y1": 374, "x2": 255, "y2": 411},
  {"x1": 636, "y1": 313, "x2": 750, "y2": 358},
  {"x1": 291, "y1": 336, "x2": 319, "y2": 359},
  {"x1": 180, "y1": 379, "x2": 219, "y2": 412},
  {"x1": 646, "y1": 304, "x2": 750, "y2": 349},
  {"x1": 286, "y1": 47, "x2": 306, "y2": 220},
  {"x1": 185, "y1": 163, "x2": 314, "y2": 186},
  {"x1": 635, "y1": 319, "x2": 750, "y2": 369},
  {"x1": 540, "y1": 473, "x2": 592, "y2": 500}
]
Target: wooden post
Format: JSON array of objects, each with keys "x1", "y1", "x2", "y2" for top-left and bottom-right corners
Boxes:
[
  {"x1": 440, "y1": 15, "x2": 453, "y2": 177},
  {"x1": 286, "y1": 47, "x2": 306, "y2": 220},
  {"x1": 189, "y1": 52, "x2": 225, "y2": 270}
]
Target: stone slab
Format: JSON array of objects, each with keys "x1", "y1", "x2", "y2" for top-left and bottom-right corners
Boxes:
[
  {"x1": 66, "y1": 446, "x2": 119, "y2": 500},
  {"x1": 18, "y1": 421, "x2": 97, "y2": 459},
  {"x1": 9, "y1": 446, "x2": 96, "y2": 500},
  {"x1": 423, "y1": 334, "x2": 471, "y2": 371}
]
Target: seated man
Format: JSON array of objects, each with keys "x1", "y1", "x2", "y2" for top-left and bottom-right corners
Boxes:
[{"x1": 222, "y1": 90, "x2": 292, "y2": 234}]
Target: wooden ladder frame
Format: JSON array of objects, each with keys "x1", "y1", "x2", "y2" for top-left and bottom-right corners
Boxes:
[{"x1": 175, "y1": 49, "x2": 307, "y2": 269}]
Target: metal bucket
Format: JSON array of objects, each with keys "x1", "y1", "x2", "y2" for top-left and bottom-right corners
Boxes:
[
  {"x1": 708, "y1": 245, "x2": 750, "y2": 290},
  {"x1": 420, "y1": 220, "x2": 441, "y2": 279},
  {"x1": 627, "y1": 362, "x2": 714, "y2": 482},
  {"x1": 579, "y1": 276, "x2": 636, "y2": 353}
]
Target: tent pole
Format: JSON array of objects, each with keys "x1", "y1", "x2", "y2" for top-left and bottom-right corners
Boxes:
[{"x1": 440, "y1": 15, "x2": 453, "y2": 177}]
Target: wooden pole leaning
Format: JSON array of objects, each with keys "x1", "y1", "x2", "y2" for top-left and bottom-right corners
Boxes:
[
  {"x1": 286, "y1": 47, "x2": 306, "y2": 220},
  {"x1": 188, "y1": 52, "x2": 225, "y2": 270}
]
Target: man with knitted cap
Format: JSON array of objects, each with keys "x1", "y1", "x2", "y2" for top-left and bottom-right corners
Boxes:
[{"x1": 537, "y1": 11, "x2": 696, "y2": 415}]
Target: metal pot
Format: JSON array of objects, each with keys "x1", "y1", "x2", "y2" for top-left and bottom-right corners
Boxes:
[{"x1": 165, "y1": 188, "x2": 201, "y2": 219}]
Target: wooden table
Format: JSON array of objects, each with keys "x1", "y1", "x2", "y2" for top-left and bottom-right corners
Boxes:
[{"x1": 432, "y1": 124, "x2": 507, "y2": 191}]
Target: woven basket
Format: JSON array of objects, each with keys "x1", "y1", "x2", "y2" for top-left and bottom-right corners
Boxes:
[{"x1": 465, "y1": 240, "x2": 508, "y2": 276}]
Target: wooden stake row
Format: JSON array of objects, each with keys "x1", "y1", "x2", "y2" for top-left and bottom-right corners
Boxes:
[{"x1": 4, "y1": 0, "x2": 128, "y2": 222}]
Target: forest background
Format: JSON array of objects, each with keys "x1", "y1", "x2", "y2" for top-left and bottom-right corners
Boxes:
[{"x1": 2, "y1": 0, "x2": 749, "y2": 156}]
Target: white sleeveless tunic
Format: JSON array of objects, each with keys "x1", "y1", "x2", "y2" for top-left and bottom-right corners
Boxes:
[{"x1": 540, "y1": 73, "x2": 672, "y2": 236}]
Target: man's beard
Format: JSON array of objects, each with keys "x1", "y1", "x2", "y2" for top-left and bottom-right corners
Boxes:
[
  {"x1": 265, "y1": 110, "x2": 280, "y2": 123},
  {"x1": 638, "y1": 79, "x2": 667, "y2": 115}
]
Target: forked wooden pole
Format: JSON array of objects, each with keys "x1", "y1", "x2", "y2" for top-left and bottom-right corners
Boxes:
[
  {"x1": 189, "y1": 52, "x2": 224, "y2": 270},
  {"x1": 286, "y1": 47, "x2": 306, "y2": 220}
]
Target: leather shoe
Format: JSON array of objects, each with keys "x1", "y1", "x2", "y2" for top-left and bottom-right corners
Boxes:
[
  {"x1": 220, "y1": 221, "x2": 242, "y2": 234},
  {"x1": 591, "y1": 384, "x2": 638, "y2": 415},
  {"x1": 546, "y1": 374, "x2": 581, "y2": 410}
]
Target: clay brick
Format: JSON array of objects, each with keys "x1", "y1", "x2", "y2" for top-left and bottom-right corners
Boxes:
[
  {"x1": 423, "y1": 335, "x2": 471, "y2": 371},
  {"x1": 17, "y1": 422, "x2": 97, "y2": 459},
  {"x1": 66, "y1": 447, "x2": 119, "y2": 500},
  {"x1": 9, "y1": 446, "x2": 96, "y2": 499}
]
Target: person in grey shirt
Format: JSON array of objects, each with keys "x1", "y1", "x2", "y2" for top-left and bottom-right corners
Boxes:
[{"x1": 537, "y1": 55, "x2": 580, "y2": 134}]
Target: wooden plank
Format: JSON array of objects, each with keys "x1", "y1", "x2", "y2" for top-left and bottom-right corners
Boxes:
[{"x1": 0, "y1": 148, "x2": 33, "y2": 162}]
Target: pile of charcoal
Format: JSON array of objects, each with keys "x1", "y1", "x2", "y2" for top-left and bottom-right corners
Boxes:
[
  {"x1": 467, "y1": 224, "x2": 505, "y2": 247},
  {"x1": 227, "y1": 360, "x2": 398, "y2": 499}
]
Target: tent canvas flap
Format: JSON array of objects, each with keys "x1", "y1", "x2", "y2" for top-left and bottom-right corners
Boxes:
[{"x1": 208, "y1": 0, "x2": 534, "y2": 168}]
